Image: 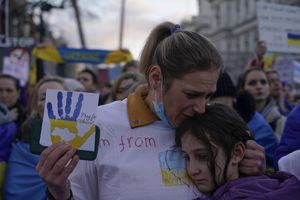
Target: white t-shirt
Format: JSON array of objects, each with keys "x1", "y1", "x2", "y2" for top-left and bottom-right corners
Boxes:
[{"x1": 70, "y1": 99, "x2": 203, "y2": 200}]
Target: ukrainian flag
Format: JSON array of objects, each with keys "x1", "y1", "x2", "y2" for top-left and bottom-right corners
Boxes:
[{"x1": 287, "y1": 33, "x2": 300, "y2": 46}]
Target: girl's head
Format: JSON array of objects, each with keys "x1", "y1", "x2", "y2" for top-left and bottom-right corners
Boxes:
[
  {"x1": 239, "y1": 68, "x2": 270, "y2": 103},
  {"x1": 175, "y1": 103, "x2": 252, "y2": 195},
  {"x1": 140, "y1": 22, "x2": 223, "y2": 127},
  {"x1": 0, "y1": 74, "x2": 21, "y2": 109}
]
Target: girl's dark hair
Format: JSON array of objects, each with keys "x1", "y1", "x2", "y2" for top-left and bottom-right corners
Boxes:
[
  {"x1": 0, "y1": 74, "x2": 21, "y2": 91},
  {"x1": 175, "y1": 103, "x2": 252, "y2": 188},
  {"x1": 140, "y1": 21, "x2": 223, "y2": 89}
]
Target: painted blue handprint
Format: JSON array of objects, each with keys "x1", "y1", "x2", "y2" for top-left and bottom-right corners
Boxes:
[
  {"x1": 46, "y1": 91, "x2": 95, "y2": 148},
  {"x1": 47, "y1": 91, "x2": 83, "y2": 121}
]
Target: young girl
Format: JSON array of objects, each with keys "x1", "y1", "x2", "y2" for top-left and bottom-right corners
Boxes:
[{"x1": 175, "y1": 103, "x2": 300, "y2": 199}]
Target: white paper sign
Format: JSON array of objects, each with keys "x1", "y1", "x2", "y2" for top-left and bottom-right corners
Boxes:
[
  {"x1": 40, "y1": 89, "x2": 99, "y2": 151},
  {"x1": 257, "y1": 2, "x2": 300, "y2": 53},
  {"x1": 3, "y1": 56, "x2": 29, "y2": 86}
]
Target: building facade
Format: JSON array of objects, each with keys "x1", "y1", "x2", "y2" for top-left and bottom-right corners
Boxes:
[{"x1": 182, "y1": 0, "x2": 300, "y2": 82}]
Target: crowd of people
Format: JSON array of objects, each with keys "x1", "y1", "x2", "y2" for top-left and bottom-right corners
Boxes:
[{"x1": 0, "y1": 21, "x2": 300, "y2": 200}]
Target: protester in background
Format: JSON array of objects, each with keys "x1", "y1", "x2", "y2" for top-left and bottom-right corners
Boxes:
[
  {"x1": 106, "y1": 72, "x2": 146, "y2": 103},
  {"x1": 0, "y1": 74, "x2": 27, "y2": 130},
  {"x1": 4, "y1": 76, "x2": 66, "y2": 200},
  {"x1": 274, "y1": 101, "x2": 300, "y2": 170},
  {"x1": 37, "y1": 21, "x2": 265, "y2": 200},
  {"x1": 210, "y1": 72, "x2": 277, "y2": 168},
  {"x1": 0, "y1": 102, "x2": 17, "y2": 199},
  {"x1": 282, "y1": 81, "x2": 295, "y2": 106},
  {"x1": 64, "y1": 78, "x2": 85, "y2": 92},
  {"x1": 266, "y1": 70, "x2": 293, "y2": 116},
  {"x1": 245, "y1": 40, "x2": 267, "y2": 70},
  {"x1": 76, "y1": 68, "x2": 98, "y2": 93},
  {"x1": 239, "y1": 68, "x2": 286, "y2": 141},
  {"x1": 122, "y1": 60, "x2": 140, "y2": 73},
  {"x1": 175, "y1": 103, "x2": 300, "y2": 200}
]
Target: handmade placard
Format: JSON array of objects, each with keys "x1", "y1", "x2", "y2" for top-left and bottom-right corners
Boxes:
[{"x1": 30, "y1": 89, "x2": 100, "y2": 160}]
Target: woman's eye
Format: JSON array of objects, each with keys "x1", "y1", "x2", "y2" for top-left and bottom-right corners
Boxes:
[
  {"x1": 196, "y1": 154, "x2": 208, "y2": 161},
  {"x1": 185, "y1": 93, "x2": 198, "y2": 99},
  {"x1": 183, "y1": 154, "x2": 190, "y2": 161},
  {"x1": 248, "y1": 80, "x2": 257, "y2": 86}
]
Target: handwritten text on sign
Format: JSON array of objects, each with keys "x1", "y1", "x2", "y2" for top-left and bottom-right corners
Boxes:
[{"x1": 257, "y1": 2, "x2": 300, "y2": 53}]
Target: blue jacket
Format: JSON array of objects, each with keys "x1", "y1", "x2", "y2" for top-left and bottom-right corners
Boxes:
[
  {"x1": 0, "y1": 102, "x2": 17, "y2": 162},
  {"x1": 4, "y1": 142, "x2": 46, "y2": 200},
  {"x1": 247, "y1": 112, "x2": 278, "y2": 168},
  {"x1": 274, "y1": 102, "x2": 300, "y2": 169}
]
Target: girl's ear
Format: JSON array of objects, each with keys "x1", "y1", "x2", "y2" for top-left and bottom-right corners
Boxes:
[
  {"x1": 231, "y1": 142, "x2": 246, "y2": 165},
  {"x1": 148, "y1": 65, "x2": 162, "y2": 89}
]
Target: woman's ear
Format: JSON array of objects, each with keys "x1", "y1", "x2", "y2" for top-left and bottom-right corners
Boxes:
[
  {"x1": 148, "y1": 65, "x2": 162, "y2": 89},
  {"x1": 230, "y1": 142, "x2": 246, "y2": 165}
]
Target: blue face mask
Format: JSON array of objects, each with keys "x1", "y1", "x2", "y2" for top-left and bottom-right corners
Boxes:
[{"x1": 153, "y1": 86, "x2": 174, "y2": 129}]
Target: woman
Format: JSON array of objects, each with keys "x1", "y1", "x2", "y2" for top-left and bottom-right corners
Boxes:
[
  {"x1": 239, "y1": 68, "x2": 286, "y2": 141},
  {"x1": 209, "y1": 72, "x2": 278, "y2": 168},
  {"x1": 0, "y1": 74, "x2": 26, "y2": 130},
  {"x1": 176, "y1": 104, "x2": 300, "y2": 199},
  {"x1": 107, "y1": 72, "x2": 146, "y2": 103},
  {"x1": 37, "y1": 22, "x2": 265, "y2": 200},
  {"x1": 4, "y1": 76, "x2": 66, "y2": 200}
]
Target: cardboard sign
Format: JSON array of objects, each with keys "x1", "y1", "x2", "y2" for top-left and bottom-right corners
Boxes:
[{"x1": 30, "y1": 89, "x2": 100, "y2": 160}]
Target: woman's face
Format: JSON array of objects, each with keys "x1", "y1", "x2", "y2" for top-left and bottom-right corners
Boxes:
[
  {"x1": 162, "y1": 70, "x2": 219, "y2": 128},
  {"x1": 37, "y1": 81, "x2": 65, "y2": 118},
  {"x1": 181, "y1": 132, "x2": 226, "y2": 195},
  {"x1": 243, "y1": 70, "x2": 269, "y2": 103},
  {"x1": 0, "y1": 78, "x2": 20, "y2": 109}
]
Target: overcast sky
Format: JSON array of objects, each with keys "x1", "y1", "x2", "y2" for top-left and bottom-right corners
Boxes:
[{"x1": 46, "y1": 0, "x2": 198, "y2": 59}]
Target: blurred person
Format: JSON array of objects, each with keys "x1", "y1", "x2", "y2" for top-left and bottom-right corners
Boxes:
[
  {"x1": 0, "y1": 102, "x2": 17, "y2": 199},
  {"x1": 37, "y1": 22, "x2": 265, "y2": 200},
  {"x1": 245, "y1": 40, "x2": 267, "y2": 70},
  {"x1": 266, "y1": 70, "x2": 293, "y2": 116},
  {"x1": 210, "y1": 72, "x2": 277, "y2": 168},
  {"x1": 76, "y1": 68, "x2": 98, "y2": 93},
  {"x1": 4, "y1": 76, "x2": 66, "y2": 200},
  {"x1": 98, "y1": 82, "x2": 112, "y2": 105},
  {"x1": 122, "y1": 60, "x2": 140, "y2": 73},
  {"x1": 274, "y1": 101, "x2": 300, "y2": 170},
  {"x1": 282, "y1": 81, "x2": 295, "y2": 105},
  {"x1": 239, "y1": 68, "x2": 286, "y2": 141},
  {"x1": 106, "y1": 72, "x2": 146, "y2": 103},
  {"x1": 0, "y1": 74, "x2": 27, "y2": 129},
  {"x1": 64, "y1": 78, "x2": 85, "y2": 92},
  {"x1": 175, "y1": 103, "x2": 300, "y2": 200}
]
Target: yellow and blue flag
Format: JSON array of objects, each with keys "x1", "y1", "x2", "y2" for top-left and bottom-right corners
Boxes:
[
  {"x1": 287, "y1": 33, "x2": 300, "y2": 46},
  {"x1": 29, "y1": 47, "x2": 133, "y2": 84}
]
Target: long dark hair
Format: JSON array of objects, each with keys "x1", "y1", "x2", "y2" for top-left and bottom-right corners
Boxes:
[{"x1": 175, "y1": 104, "x2": 252, "y2": 188}]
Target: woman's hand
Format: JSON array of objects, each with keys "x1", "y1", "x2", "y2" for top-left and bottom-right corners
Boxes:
[
  {"x1": 36, "y1": 141, "x2": 79, "y2": 200},
  {"x1": 239, "y1": 140, "x2": 266, "y2": 175}
]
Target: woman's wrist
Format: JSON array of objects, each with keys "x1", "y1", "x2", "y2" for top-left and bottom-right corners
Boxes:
[{"x1": 46, "y1": 186, "x2": 73, "y2": 200}]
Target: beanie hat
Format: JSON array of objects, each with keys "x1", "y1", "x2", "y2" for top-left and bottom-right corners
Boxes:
[{"x1": 211, "y1": 72, "x2": 237, "y2": 98}]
